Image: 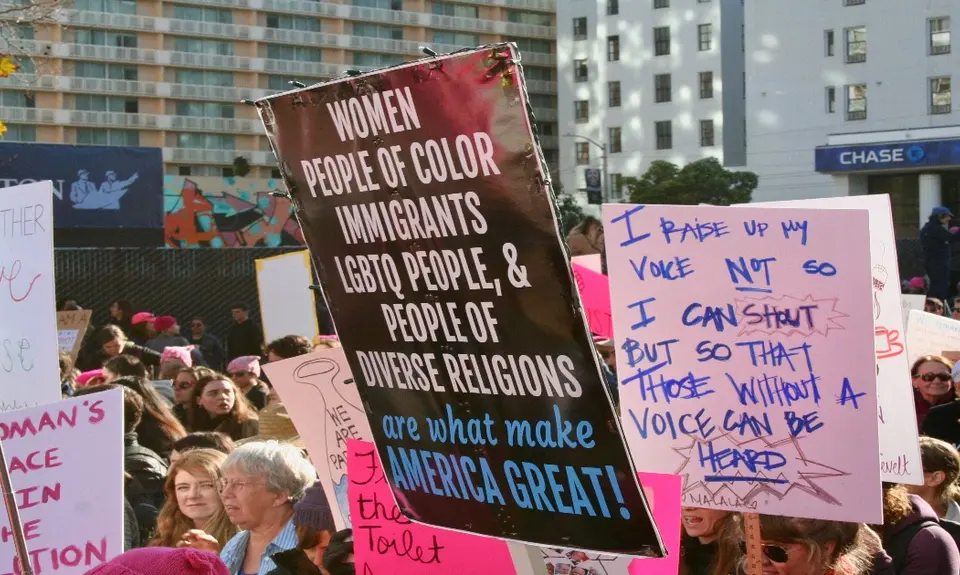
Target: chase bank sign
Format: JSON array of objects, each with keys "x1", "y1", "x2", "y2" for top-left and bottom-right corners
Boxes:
[{"x1": 815, "y1": 138, "x2": 960, "y2": 173}]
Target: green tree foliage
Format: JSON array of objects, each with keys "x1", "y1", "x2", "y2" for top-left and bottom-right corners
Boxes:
[
  {"x1": 554, "y1": 182, "x2": 586, "y2": 236},
  {"x1": 625, "y1": 158, "x2": 758, "y2": 206}
]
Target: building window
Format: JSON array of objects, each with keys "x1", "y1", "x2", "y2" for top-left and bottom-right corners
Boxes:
[
  {"x1": 573, "y1": 17, "x2": 587, "y2": 41},
  {"x1": 610, "y1": 173, "x2": 623, "y2": 200},
  {"x1": 574, "y1": 100, "x2": 589, "y2": 123},
  {"x1": 607, "y1": 35, "x2": 620, "y2": 61},
  {"x1": 0, "y1": 124, "x2": 36, "y2": 142},
  {"x1": 608, "y1": 81, "x2": 621, "y2": 107},
  {"x1": 176, "y1": 133, "x2": 235, "y2": 149},
  {"x1": 607, "y1": 0, "x2": 618, "y2": 15},
  {"x1": 826, "y1": 86, "x2": 836, "y2": 113},
  {"x1": 654, "y1": 74, "x2": 671, "y2": 103},
  {"x1": 825, "y1": 30, "x2": 834, "y2": 56},
  {"x1": 843, "y1": 0, "x2": 865, "y2": 5},
  {"x1": 698, "y1": 24, "x2": 712, "y2": 51},
  {"x1": 271, "y1": 168, "x2": 282, "y2": 179},
  {"x1": 573, "y1": 59, "x2": 588, "y2": 82},
  {"x1": 355, "y1": 0, "x2": 402, "y2": 10},
  {"x1": 431, "y1": 2, "x2": 476, "y2": 17},
  {"x1": 654, "y1": 26, "x2": 670, "y2": 56},
  {"x1": 77, "y1": 128, "x2": 139, "y2": 146},
  {"x1": 172, "y1": 5, "x2": 232, "y2": 23},
  {"x1": 930, "y1": 17, "x2": 951, "y2": 55},
  {"x1": 575, "y1": 142, "x2": 590, "y2": 165},
  {"x1": 845, "y1": 26, "x2": 866, "y2": 63},
  {"x1": 655, "y1": 121, "x2": 672, "y2": 150},
  {"x1": 654, "y1": 0, "x2": 668, "y2": 8},
  {"x1": 176, "y1": 101, "x2": 234, "y2": 118},
  {"x1": 699, "y1": 71, "x2": 713, "y2": 99},
  {"x1": 845, "y1": 84, "x2": 867, "y2": 120},
  {"x1": 931, "y1": 77, "x2": 952, "y2": 114},
  {"x1": 0, "y1": 90, "x2": 34, "y2": 108},
  {"x1": 699, "y1": 119, "x2": 715, "y2": 147},
  {"x1": 609, "y1": 127, "x2": 622, "y2": 153},
  {"x1": 506, "y1": 10, "x2": 551, "y2": 26},
  {"x1": 75, "y1": 29, "x2": 137, "y2": 48}
]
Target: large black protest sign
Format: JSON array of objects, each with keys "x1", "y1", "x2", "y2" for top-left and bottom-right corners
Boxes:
[{"x1": 256, "y1": 44, "x2": 664, "y2": 555}]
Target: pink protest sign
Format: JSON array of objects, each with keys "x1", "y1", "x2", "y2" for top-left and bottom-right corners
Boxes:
[
  {"x1": 348, "y1": 439, "x2": 517, "y2": 575},
  {"x1": 573, "y1": 262, "x2": 612, "y2": 338},
  {"x1": 603, "y1": 204, "x2": 881, "y2": 523}
]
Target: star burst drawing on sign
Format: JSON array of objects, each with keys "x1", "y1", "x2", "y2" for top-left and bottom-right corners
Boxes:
[
  {"x1": 674, "y1": 429, "x2": 850, "y2": 509},
  {"x1": 734, "y1": 294, "x2": 849, "y2": 338}
]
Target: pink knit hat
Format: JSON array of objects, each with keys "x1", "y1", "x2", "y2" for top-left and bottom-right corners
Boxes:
[
  {"x1": 76, "y1": 369, "x2": 105, "y2": 386},
  {"x1": 84, "y1": 548, "x2": 229, "y2": 575},
  {"x1": 161, "y1": 345, "x2": 195, "y2": 367},
  {"x1": 908, "y1": 276, "x2": 926, "y2": 289},
  {"x1": 227, "y1": 355, "x2": 261, "y2": 377}
]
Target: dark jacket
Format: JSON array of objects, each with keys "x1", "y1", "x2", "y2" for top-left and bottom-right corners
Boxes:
[
  {"x1": 922, "y1": 400, "x2": 960, "y2": 447},
  {"x1": 883, "y1": 494, "x2": 960, "y2": 575},
  {"x1": 246, "y1": 385, "x2": 269, "y2": 411},
  {"x1": 266, "y1": 549, "x2": 322, "y2": 575},
  {"x1": 135, "y1": 413, "x2": 178, "y2": 461},
  {"x1": 124, "y1": 432, "x2": 168, "y2": 506},
  {"x1": 189, "y1": 333, "x2": 226, "y2": 371},
  {"x1": 915, "y1": 390, "x2": 956, "y2": 431},
  {"x1": 123, "y1": 496, "x2": 140, "y2": 551},
  {"x1": 922, "y1": 218, "x2": 956, "y2": 270},
  {"x1": 226, "y1": 320, "x2": 264, "y2": 361},
  {"x1": 77, "y1": 342, "x2": 161, "y2": 372},
  {"x1": 680, "y1": 538, "x2": 719, "y2": 575}
]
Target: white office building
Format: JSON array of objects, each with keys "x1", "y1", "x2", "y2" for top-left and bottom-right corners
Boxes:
[
  {"x1": 746, "y1": 0, "x2": 959, "y2": 235},
  {"x1": 555, "y1": 0, "x2": 745, "y2": 208}
]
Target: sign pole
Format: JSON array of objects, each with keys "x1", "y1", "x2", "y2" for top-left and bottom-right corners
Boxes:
[
  {"x1": 0, "y1": 437, "x2": 33, "y2": 575},
  {"x1": 743, "y1": 513, "x2": 763, "y2": 575}
]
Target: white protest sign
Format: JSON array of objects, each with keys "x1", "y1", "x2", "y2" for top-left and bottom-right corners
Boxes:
[
  {"x1": 261, "y1": 347, "x2": 372, "y2": 530},
  {"x1": 255, "y1": 251, "x2": 319, "y2": 344},
  {"x1": 604, "y1": 204, "x2": 881, "y2": 523},
  {"x1": 0, "y1": 181, "x2": 61, "y2": 410},
  {"x1": 902, "y1": 295, "x2": 926, "y2": 329},
  {"x1": 906, "y1": 309, "x2": 960, "y2": 364},
  {"x1": 0, "y1": 389, "x2": 123, "y2": 574},
  {"x1": 738, "y1": 195, "x2": 920, "y2": 484}
]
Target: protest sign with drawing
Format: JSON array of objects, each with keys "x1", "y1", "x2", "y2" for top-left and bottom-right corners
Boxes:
[
  {"x1": 0, "y1": 388, "x2": 123, "y2": 574},
  {"x1": 906, "y1": 309, "x2": 960, "y2": 364},
  {"x1": 604, "y1": 204, "x2": 881, "y2": 523},
  {"x1": 255, "y1": 251, "x2": 320, "y2": 344},
  {"x1": 1, "y1": 181, "x2": 61, "y2": 411},
  {"x1": 56, "y1": 310, "x2": 93, "y2": 363},
  {"x1": 738, "y1": 195, "x2": 920, "y2": 484},
  {"x1": 261, "y1": 347, "x2": 373, "y2": 530},
  {"x1": 255, "y1": 44, "x2": 663, "y2": 554},
  {"x1": 348, "y1": 439, "x2": 518, "y2": 575}
]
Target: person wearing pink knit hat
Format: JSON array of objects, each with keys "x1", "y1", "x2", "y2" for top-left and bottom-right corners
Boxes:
[
  {"x1": 84, "y1": 547, "x2": 229, "y2": 575},
  {"x1": 227, "y1": 356, "x2": 268, "y2": 411}
]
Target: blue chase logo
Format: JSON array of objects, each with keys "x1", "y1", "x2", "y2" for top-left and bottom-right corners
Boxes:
[{"x1": 906, "y1": 145, "x2": 926, "y2": 162}]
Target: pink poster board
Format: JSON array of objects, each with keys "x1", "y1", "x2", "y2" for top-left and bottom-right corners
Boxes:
[
  {"x1": 573, "y1": 262, "x2": 613, "y2": 338},
  {"x1": 628, "y1": 472, "x2": 681, "y2": 575},
  {"x1": 603, "y1": 204, "x2": 881, "y2": 524},
  {"x1": 348, "y1": 439, "x2": 517, "y2": 574}
]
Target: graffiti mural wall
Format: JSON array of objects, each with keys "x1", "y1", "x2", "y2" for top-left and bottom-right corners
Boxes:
[{"x1": 164, "y1": 176, "x2": 305, "y2": 248}]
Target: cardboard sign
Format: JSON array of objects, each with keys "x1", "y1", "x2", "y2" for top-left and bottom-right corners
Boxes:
[
  {"x1": 906, "y1": 309, "x2": 960, "y2": 365},
  {"x1": 0, "y1": 181, "x2": 61, "y2": 410},
  {"x1": 261, "y1": 347, "x2": 373, "y2": 530},
  {"x1": 573, "y1": 263, "x2": 612, "y2": 339},
  {"x1": 739, "y1": 195, "x2": 920, "y2": 484},
  {"x1": 56, "y1": 310, "x2": 93, "y2": 363},
  {"x1": 257, "y1": 45, "x2": 662, "y2": 554},
  {"x1": 902, "y1": 295, "x2": 926, "y2": 330},
  {"x1": 0, "y1": 389, "x2": 124, "y2": 573},
  {"x1": 255, "y1": 250, "x2": 320, "y2": 344},
  {"x1": 604, "y1": 204, "x2": 881, "y2": 523},
  {"x1": 348, "y1": 439, "x2": 517, "y2": 575}
]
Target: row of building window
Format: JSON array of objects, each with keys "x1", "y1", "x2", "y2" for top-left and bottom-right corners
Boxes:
[
  {"x1": 824, "y1": 17, "x2": 950, "y2": 62},
  {"x1": 574, "y1": 72, "x2": 713, "y2": 115},
  {"x1": 572, "y1": 120, "x2": 715, "y2": 163},
  {"x1": 824, "y1": 77, "x2": 953, "y2": 120},
  {"x1": 653, "y1": 0, "x2": 712, "y2": 7},
  {"x1": 572, "y1": 20, "x2": 712, "y2": 54}
]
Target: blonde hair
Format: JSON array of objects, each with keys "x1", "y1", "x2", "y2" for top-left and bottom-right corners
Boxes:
[
  {"x1": 756, "y1": 516, "x2": 874, "y2": 575},
  {"x1": 149, "y1": 449, "x2": 237, "y2": 549}
]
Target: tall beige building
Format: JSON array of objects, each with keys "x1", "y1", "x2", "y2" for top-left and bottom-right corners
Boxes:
[{"x1": 0, "y1": 0, "x2": 557, "y2": 179}]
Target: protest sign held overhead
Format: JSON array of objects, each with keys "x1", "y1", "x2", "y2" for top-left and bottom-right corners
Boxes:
[
  {"x1": 604, "y1": 204, "x2": 882, "y2": 524},
  {"x1": 56, "y1": 310, "x2": 93, "y2": 363},
  {"x1": 0, "y1": 389, "x2": 124, "y2": 574},
  {"x1": 261, "y1": 346, "x2": 374, "y2": 530},
  {"x1": 256, "y1": 251, "x2": 320, "y2": 344},
  {"x1": 906, "y1": 309, "x2": 960, "y2": 364},
  {"x1": 0, "y1": 181, "x2": 62, "y2": 411},
  {"x1": 256, "y1": 45, "x2": 664, "y2": 554}
]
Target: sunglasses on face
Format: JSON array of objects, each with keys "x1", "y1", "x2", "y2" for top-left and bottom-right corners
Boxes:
[
  {"x1": 917, "y1": 373, "x2": 953, "y2": 382},
  {"x1": 762, "y1": 544, "x2": 790, "y2": 564},
  {"x1": 175, "y1": 382, "x2": 194, "y2": 391}
]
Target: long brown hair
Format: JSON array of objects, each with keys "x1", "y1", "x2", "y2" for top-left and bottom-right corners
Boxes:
[
  {"x1": 112, "y1": 375, "x2": 186, "y2": 442},
  {"x1": 188, "y1": 373, "x2": 258, "y2": 431},
  {"x1": 679, "y1": 512, "x2": 743, "y2": 575},
  {"x1": 758, "y1": 515, "x2": 874, "y2": 575},
  {"x1": 149, "y1": 449, "x2": 237, "y2": 549},
  {"x1": 919, "y1": 436, "x2": 960, "y2": 507}
]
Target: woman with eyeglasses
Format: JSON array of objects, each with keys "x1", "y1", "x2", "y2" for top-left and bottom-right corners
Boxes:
[
  {"x1": 912, "y1": 356, "x2": 958, "y2": 430},
  {"x1": 188, "y1": 374, "x2": 260, "y2": 441},
  {"x1": 151, "y1": 448, "x2": 237, "y2": 550},
  {"x1": 177, "y1": 441, "x2": 318, "y2": 575},
  {"x1": 755, "y1": 516, "x2": 888, "y2": 575},
  {"x1": 877, "y1": 483, "x2": 960, "y2": 575},
  {"x1": 679, "y1": 508, "x2": 742, "y2": 575}
]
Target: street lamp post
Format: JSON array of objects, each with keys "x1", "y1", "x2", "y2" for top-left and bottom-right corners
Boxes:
[{"x1": 562, "y1": 133, "x2": 608, "y2": 202}]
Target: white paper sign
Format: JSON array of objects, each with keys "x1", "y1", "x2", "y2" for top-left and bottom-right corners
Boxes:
[
  {"x1": 739, "y1": 195, "x2": 921, "y2": 484},
  {"x1": 902, "y1": 295, "x2": 926, "y2": 329},
  {"x1": 0, "y1": 389, "x2": 124, "y2": 574},
  {"x1": 255, "y1": 251, "x2": 320, "y2": 344},
  {"x1": 0, "y1": 181, "x2": 61, "y2": 410},
  {"x1": 906, "y1": 309, "x2": 960, "y2": 364},
  {"x1": 261, "y1": 347, "x2": 373, "y2": 530}
]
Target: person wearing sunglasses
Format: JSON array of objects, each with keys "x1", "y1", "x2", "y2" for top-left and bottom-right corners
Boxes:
[
  {"x1": 679, "y1": 508, "x2": 742, "y2": 575},
  {"x1": 923, "y1": 362, "x2": 960, "y2": 447},
  {"x1": 174, "y1": 367, "x2": 217, "y2": 427},
  {"x1": 756, "y1": 515, "x2": 886, "y2": 575},
  {"x1": 912, "y1": 356, "x2": 958, "y2": 430}
]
